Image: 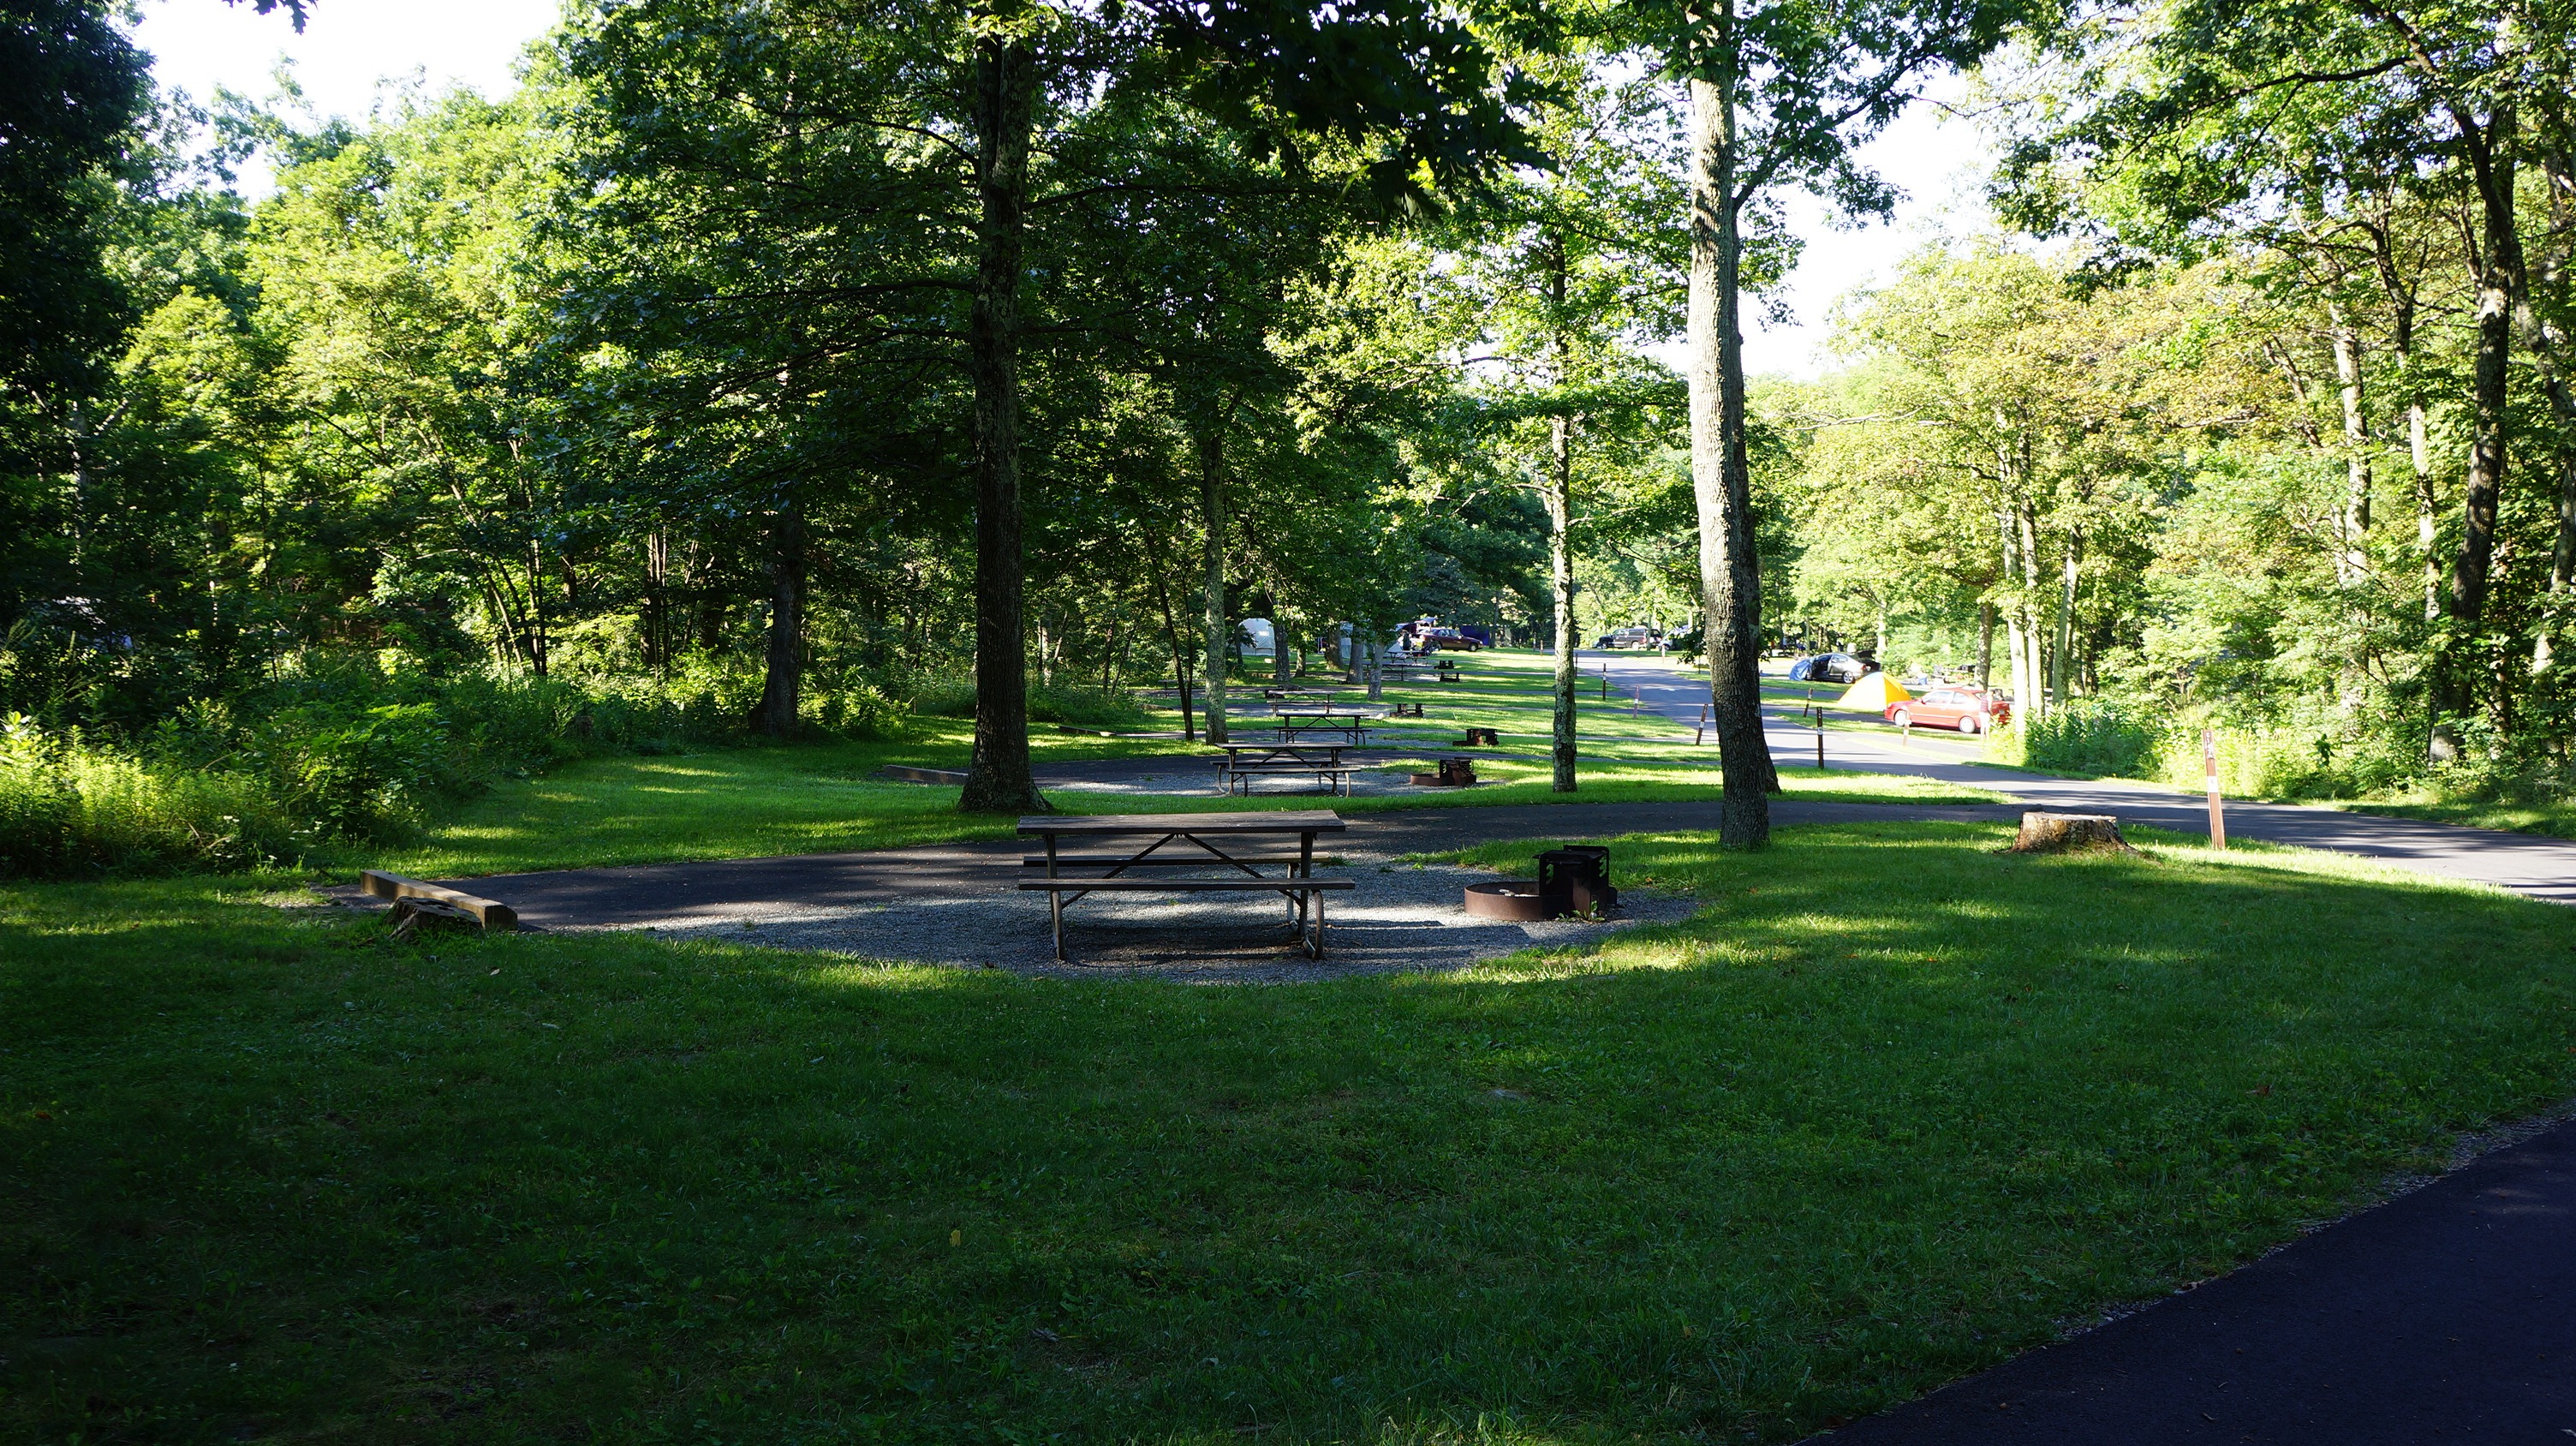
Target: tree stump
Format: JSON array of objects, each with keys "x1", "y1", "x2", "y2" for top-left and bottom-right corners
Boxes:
[
  {"x1": 2011, "y1": 812, "x2": 2135, "y2": 853},
  {"x1": 388, "y1": 896, "x2": 482, "y2": 940}
]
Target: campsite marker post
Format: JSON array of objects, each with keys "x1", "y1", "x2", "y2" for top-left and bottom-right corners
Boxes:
[{"x1": 2202, "y1": 729, "x2": 2227, "y2": 850}]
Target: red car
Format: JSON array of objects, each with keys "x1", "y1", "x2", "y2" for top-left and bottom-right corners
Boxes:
[{"x1": 1886, "y1": 684, "x2": 2012, "y2": 735}]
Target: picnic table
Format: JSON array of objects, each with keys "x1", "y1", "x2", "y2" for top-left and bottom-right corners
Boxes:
[
  {"x1": 1212, "y1": 739, "x2": 1355, "y2": 796},
  {"x1": 1268, "y1": 708, "x2": 1382, "y2": 744},
  {"x1": 1017, "y1": 811, "x2": 1353, "y2": 961},
  {"x1": 1381, "y1": 656, "x2": 1461, "y2": 682}
]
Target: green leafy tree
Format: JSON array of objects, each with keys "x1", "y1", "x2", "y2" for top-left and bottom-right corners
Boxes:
[
  {"x1": 2001, "y1": 0, "x2": 2575, "y2": 753},
  {"x1": 1437, "y1": 60, "x2": 1685, "y2": 790},
  {"x1": 1491, "y1": 0, "x2": 2053, "y2": 845}
]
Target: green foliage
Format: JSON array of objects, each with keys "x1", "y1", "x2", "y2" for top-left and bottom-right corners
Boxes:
[
  {"x1": 0, "y1": 655, "x2": 931, "y2": 877},
  {"x1": 0, "y1": 716, "x2": 297, "y2": 877},
  {"x1": 2018, "y1": 696, "x2": 2162, "y2": 777},
  {"x1": 909, "y1": 678, "x2": 1150, "y2": 731}
]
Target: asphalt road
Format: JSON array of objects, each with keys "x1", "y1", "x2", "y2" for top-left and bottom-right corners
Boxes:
[{"x1": 1805, "y1": 1113, "x2": 2576, "y2": 1444}]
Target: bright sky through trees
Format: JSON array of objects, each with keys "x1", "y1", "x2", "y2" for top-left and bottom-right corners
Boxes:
[{"x1": 128, "y1": 0, "x2": 1990, "y2": 378}]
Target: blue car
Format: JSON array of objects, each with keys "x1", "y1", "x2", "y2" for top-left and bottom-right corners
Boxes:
[{"x1": 1788, "y1": 653, "x2": 1871, "y2": 684}]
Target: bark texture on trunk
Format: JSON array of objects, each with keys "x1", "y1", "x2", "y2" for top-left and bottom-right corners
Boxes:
[
  {"x1": 2012, "y1": 497, "x2": 2043, "y2": 720},
  {"x1": 1687, "y1": 51, "x2": 1778, "y2": 848},
  {"x1": 2330, "y1": 307, "x2": 2372, "y2": 584},
  {"x1": 1199, "y1": 431, "x2": 1231, "y2": 745},
  {"x1": 1548, "y1": 410, "x2": 1578, "y2": 793},
  {"x1": 959, "y1": 29, "x2": 1044, "y2": 813},
  {"x1": 1146, "y1": 533, "x2": 1194, "y2": 740},
  {"x1": 2414, "y1": 398, "x2": 2440, "y2": 623},
  {"x1": 1546, "y1": 234, "x2": 1579, "y2": 792},
  {"x1": 2522, "y1": 258, "x2": 2576, "y2": 674},
  {"x1": 2432, "y1": 115, "x2": 2519, "y2": 762},
  {"x1": 2540, "y1": 368, "x2": 2576, "y2": 674},
  {"x1": 2050, "y1": 527, "x2": 2081, "y2": 708},
  {"x1": 1977, "y1": 600, "x2": 1995, "y2": 690},
  {"x1": 755, "y1": 497, "x2": 805, "y2": 737}
]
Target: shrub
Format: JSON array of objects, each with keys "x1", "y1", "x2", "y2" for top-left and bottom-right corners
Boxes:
[
  {"x1": 904, "y1": 678, "x2": 1150, "y2": 732},
  {"x1": 2018, "y1": 697, "x2": 2160, "y2": 777},
  {"x1": 0, "y1": 716, "x2": 301, "y2": 877}
]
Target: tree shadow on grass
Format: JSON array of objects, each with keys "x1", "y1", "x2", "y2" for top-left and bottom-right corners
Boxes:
[{"x1": 3, "y1": 822, "x2": 2571, "y2": 1443}]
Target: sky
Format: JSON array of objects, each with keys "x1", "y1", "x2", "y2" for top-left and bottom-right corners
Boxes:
[{"x1": 130, "y1": 0, "x2": 1997, "y2": 379}]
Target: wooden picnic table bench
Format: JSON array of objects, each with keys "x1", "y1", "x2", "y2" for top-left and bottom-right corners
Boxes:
[
  {"x1": 1267, "y1": 708, "x2": 1382, "y2": 745},
  {"x1": 1017, "y1": 811, "x2": 1352, "y2": 961},
  {"x1": 1217, "y1": 739, "x2": 1351, "y2": 766},
  {"x1": 1212, "y1": 738, "x2": 1355, "y2": 794}
]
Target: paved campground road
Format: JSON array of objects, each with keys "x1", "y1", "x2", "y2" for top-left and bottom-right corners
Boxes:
[
  {"x1": 1810, "y1": 1111, "x2": 2576, "y2": 1444},
  {"x1": 1589, "y1": 649, "x2": 2576, "y2": 906}
]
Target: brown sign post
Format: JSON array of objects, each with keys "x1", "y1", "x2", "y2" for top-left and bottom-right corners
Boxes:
[{"x1": 2202, "y1": 728, "x2": 2227, "y2": 850}]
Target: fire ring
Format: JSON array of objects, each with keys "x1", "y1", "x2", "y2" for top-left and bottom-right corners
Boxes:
[{"x1": 1463, "y1": 880, "x2": 1554, "y2": 921}]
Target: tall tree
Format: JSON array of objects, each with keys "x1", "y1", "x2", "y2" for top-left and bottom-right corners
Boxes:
[
  {"x1": 1438, "y1": 62, "x2": 1685, "y2": 792},
  {"x1": 2001, "y1": 0, "x2": 2563, "y2": 756},
  {"x1": 570, "y1": 0, "x2": 1537, "y2": 811},
  {"x1": 1495, "y1": 0, "x2": 2048, "y2": 844}
]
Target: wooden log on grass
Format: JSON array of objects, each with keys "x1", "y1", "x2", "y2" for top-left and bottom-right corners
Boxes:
[
  {"x1": 387, "y1": 896, "x2": 482, "y2": 941},
  {"x1": 2010, "y1": 812, "x2": 2135, "y2": 854},
  {"x1": 361, "y1": 870, "x2": 518, "y2": 931}
]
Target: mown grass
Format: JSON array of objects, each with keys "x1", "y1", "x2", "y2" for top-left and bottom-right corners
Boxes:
[
  {"x1": 381, "y1": 668, "x2": 2002, "y2": 880},
  {"x1": 2317, "y1": 793, "x2": 2576, "y2": 841},
  {"x1": 9, "y1": 822, "x2": 2573, "y2": 1443}
]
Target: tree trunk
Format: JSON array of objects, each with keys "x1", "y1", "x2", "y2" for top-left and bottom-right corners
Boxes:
[
  {"x1": 1977, "y1": 600, "x2": 1995, "y2": 690},
  {"x1": 641, "y1": 529, "x2": 667, "y2": 673},
  {"x1": 1198, "y1": 432, "x2": 1231, "y2": 745},
  {"x1": 2014, "y1": 498, "x2": 2044, "y2": 719},
  {"x1": 1548, "y1": 410, "x2": 1578, "y2": 792},
  {"x1": 2051, "y1": 526, "x2": 2081, "y2": 706},
  {"x1": 1687, "y1": 45, "x2": 1779, "y2": 849},
  {"x1": 2518, "y1": 212, "x2": 2576, "y2": 675},
  {"x1": 958, "y1": 27, "x2": 1044, "y2": 813},
  {"x1": 1146, "y1": 533, "x2": 1194, "y2": 741},
  {"x1": 2414, "y1": 398, "x2": 2440, "y2": 623},
  {"x1": 2434, "y1": 124, "x2": 2519, "y2": 762},
  {"x1": 2537, "y1": 366, "x2": 2576, "y2": 675},
  {"x1": 2542, "y1": 436, "x2": 2576, "y2": 675},
  {"x1": 525, "y1": 540, "x2": 550, "y2": 678},
  {"x1": 755, "y1": 496, "x2": 805, "y2": 737},
  {"x1": 1363, "y1": 624, "x2": 1383, "y2": 701},
  {"x1": 2330, "y1": 304, "x2": 2371, "y2": 584}
]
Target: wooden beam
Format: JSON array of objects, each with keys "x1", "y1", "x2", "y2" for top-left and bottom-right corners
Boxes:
[{"x1": 360, "y1": 871, "x2": 518, "y2": 931}]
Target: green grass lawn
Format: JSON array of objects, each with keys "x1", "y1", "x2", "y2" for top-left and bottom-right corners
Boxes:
[
  {"x1": 2320, "y1": 793, "x2": 2576, "y2": 840},
  {"x1": 375, "y1": 660, "x2": 2005, "y2": 879},
  {"x1": 9, "y1": 822, "x2": 2573, "y2": 1443}
]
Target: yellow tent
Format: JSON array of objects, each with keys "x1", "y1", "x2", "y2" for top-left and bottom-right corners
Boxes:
[{"x1": 1835, "y1": 672, "x2": 1911, "y2": 711}]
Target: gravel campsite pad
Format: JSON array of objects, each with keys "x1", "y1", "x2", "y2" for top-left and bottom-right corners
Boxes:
[{"x1": 593, "y1": 862, "x2": 1700, "y2": 983}]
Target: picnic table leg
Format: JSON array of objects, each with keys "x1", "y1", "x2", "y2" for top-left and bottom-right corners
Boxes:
[
  {"x1": 1046, "y1": 834, "x2": 1066, "y2": 961},
  {"x1": 1295, "y1": 830, "x2": 1315, "y2": 929}
]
